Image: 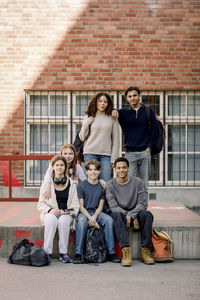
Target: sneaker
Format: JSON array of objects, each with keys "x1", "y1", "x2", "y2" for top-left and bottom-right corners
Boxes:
[
  {"x1": 140, "y1": 247, "x2": 155, "y2": 265},
  {"x1": 107, "y1": 254, "x2": 121, "y2": 263},
  {"x1": 59, "y1": 254, "x2": 71, "y2": 263},
  {"x1": 73, "y1": 254, "x2": 84, "y2": 264},
  {"x1": 121, "y1": 247, "x2": 132, "y2": 267}
]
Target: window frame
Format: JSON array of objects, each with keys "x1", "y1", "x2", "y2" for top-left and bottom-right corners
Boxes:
[
  {"x1": 165, "y1": 92, "x2": 200, "y2": 186},
  {"x1": 24, "y1": 90, "x2": 200, "y2": 187}
]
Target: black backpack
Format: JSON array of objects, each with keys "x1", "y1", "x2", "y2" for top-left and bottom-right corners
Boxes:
[
  {"x1": 83, "y1": 227, "x2": 107, "y2": 264},
  {"x1": 145, "y1": 106, "x2": 165, "y2": 156},
  {"x1": 8, "y1": 239, "x2": 50, "y2": 267},
  {"x1": 73, "y1": 131, "x2": 85, "y2": 162},
  {"x1": 73, "y1": 116, "x2": 91, "y2": 162}
]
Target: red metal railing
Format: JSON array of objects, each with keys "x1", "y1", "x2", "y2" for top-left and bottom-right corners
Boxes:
[{"x1": 0, "y1": 155, "x2": 54, "y2": 202}]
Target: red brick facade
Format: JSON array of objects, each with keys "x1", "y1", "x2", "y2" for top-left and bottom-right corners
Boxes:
[{"x1": 0, "y1": 0, "x2": 200, "y2": 156}]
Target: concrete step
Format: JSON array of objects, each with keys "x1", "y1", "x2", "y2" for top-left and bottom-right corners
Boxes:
[{"x1": 0, "y1": 201, "x2": 200, "y2": 259}]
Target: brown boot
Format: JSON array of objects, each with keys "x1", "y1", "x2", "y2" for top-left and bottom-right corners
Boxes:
[
  {"x1": 140, "y1": 247, "x2": 155, "y2": 265},
  {"x1": 121, "y1": 247, "x2": 132, "y2": 267}
]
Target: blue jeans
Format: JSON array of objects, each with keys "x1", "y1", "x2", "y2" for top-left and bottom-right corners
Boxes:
[
  {"x1": 75, "y1": 212, "x2": 116, "y2": 255},
  {"x1": 126, "y1": 150, "x2": 150, "y2": 193},
  {"x1": 84, "y1": 154, "x2": 111, "y2": 182}
]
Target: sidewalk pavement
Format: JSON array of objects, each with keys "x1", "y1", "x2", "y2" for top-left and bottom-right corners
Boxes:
[{"x1": 0, "y1": 258, "x2": 200, "y2": 300}]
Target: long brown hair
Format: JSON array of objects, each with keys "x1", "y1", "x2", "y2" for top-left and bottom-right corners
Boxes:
[
  {"x1": 51, "y1": 155, "x2": 67, "y2": 178},
  {"x1": 59, "y1": 144, "x2": 77, "y2": 178},
  {"x1": 85, "y1": 92, "x2": 113, "y2": 117}
]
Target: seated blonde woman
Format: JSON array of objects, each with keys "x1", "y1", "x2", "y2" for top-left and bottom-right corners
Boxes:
[{"x1": 38, "y1": 155, "x2": 79, "y2": 263}]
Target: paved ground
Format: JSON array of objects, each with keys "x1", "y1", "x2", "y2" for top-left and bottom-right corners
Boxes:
[{"x1": 0, "y1": 258, "x2": 200, "y2": 300}]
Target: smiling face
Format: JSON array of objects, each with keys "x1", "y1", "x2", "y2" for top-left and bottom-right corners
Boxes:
[
  {"x1": 86, "y1": 164, "x2": 101, "y2": 182},
  {"x1": 97, "y1": 95, "x2": 108, "y2": 113},
  {"x1": 126, "y1": 90, "x2": 140, "y2": 109},
  {"x1": 61, "y1": 147, "x2": 74, "y2": 163},
  {"x1": 53, "y1": 160, "x2": 66, "y2": 178},
  {"x1": 115, "y1": 161, "x2": 129, "y2": 180}
]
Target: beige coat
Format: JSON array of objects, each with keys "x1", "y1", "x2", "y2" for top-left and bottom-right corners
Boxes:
[{"x1": 37, "y1": 178, "x2": 80, "y2": 230}]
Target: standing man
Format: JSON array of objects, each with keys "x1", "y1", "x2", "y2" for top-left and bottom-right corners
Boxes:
[
  {"x1": 106, "y1": 157, "x2": 154, "y2": 267},
  {"x1": 113, "y1": 86, "x2": 158, "y2": 193}
]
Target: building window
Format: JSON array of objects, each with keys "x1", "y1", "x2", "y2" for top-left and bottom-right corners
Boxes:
[
  {"x1": 166, "y1": 92, "x2": 200, "y2": 185},
  {"x1": 25, "y1": 90, "x2": 200, "y2": 187},
  {"x1": 25, "y1": 90, "x2": 117, "y2": 185},
  {"x1": 25, "y1": 91, "x2": 70, "y2": 185}
]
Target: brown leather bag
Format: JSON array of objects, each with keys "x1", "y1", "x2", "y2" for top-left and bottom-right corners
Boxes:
[{"x1": 152, "y1": 229, "x2": 174, "y2": 263}]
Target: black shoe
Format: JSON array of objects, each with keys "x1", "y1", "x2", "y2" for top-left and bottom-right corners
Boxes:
[
  {"x1": 107, "y1": 254, "x2": 121, "y2": 263},
  {"x1": 73, "y1": 254, "x2": 84, "y2": 264},
  {"x1": 59, "y1": 254, "x2": 71, "y2": 263}
]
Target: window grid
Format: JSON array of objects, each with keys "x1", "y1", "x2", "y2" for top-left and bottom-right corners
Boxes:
[{"x1": 25, "y1": 90, "x2": 200, "y2": 187}]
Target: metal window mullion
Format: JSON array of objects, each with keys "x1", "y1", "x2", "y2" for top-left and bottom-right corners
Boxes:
[
  {"x1": 70, "y1": 90, "x2": 73, "y2": 143},
  {"x1": 155, "y1": 90, "x2": 157, "y2": 186},
  {"x1": 194, "y1": 91, "x2": 196, "y2": 185},
  {"x1": 54, "y1": 91, "x2": 57, "y2": 153},
  {"x1": 62, "y1": 91, "x2": 64, "y2": 146},
  {"x1": 24, "y1": 92, "x2": 27, "y2": 186},
  {"x1": 40, "y1": 91, "x2": 44, "y2": 182},
  {"x1": 186, "y1": 91, "x2": 188, "y2": 185},
  {"x1": 178, "y1": 91, "x2": 181, "y2": 184},
  {"x1": 48, "y1": 123, "x2": 51, "y2": 154},
  {"x1": 185, "y1": 123, "x2": 188, "y2": 184},
  {"x1": 48, "y1": 92, "x2": 50, "y2": 154},
  {"x1": 32, "y1": 91, "x2": 35, "y2": 184},
  {"x1": 171, "y1": 90, "x2": 174, "y2": 185},
  {"x1": 117, "y1": 90, "x2": 119, "y2": 109},
  {"x1": 163, "y1": 91, "x2": 166, "y2": 186}
]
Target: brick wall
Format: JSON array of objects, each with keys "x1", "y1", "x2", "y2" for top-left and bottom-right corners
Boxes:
[{"x1": 0, "y1": 0, "x2": 200, "y2": 157}]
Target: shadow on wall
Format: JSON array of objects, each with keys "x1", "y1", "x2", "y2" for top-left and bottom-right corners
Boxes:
[{"x1": 0, "y1": 0, "x2": 199, "y2": 179}]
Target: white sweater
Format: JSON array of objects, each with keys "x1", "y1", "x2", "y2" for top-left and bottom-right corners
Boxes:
[
  {"x1": 79, "y1": 113, "x2": 119, "y2": 163},
  {"x1": 37, "y1": 178, "x2": 80, "y2": 230}
]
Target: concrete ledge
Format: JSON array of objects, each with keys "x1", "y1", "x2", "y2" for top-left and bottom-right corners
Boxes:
[
  {"x1": 0, "y1": 226, "x2": 75, "y2": 258},
  {"x1": 0, "y1": 202, "x2": 200, "y2": 259}
]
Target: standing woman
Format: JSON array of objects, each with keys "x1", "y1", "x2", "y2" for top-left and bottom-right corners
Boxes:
[
  {"x1": 38, "y1": 155, "x2": 79, "y2": 263},
  {"x1": 79, "y1": 92, "x2": 119, "y2": 182}
]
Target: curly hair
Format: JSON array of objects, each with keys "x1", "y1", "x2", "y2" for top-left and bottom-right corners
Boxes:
[{"x1": 85, "y1": 92, "x2": 113, "y2": 117}]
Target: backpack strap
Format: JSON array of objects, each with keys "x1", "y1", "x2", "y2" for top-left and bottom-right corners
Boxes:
[
  {"x1": 80, "y1": 114, "x2": 91, "y2": 142},
  {"x1": 145, "y1": 105, "x2": 152, "y2": 134}
]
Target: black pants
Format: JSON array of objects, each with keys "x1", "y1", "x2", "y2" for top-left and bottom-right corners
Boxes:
[{"x1": 110, "y1": 210, "x2": 154, "y2": 249}]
